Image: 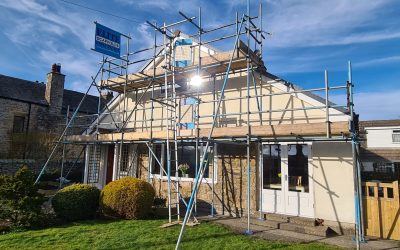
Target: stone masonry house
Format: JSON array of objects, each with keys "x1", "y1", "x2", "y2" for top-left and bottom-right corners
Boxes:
[{"x1": 0, "y1": 64, "x2": 110, "y2": 160}]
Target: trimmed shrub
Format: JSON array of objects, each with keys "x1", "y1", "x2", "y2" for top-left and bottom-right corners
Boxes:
[
  {"x1": 0, "y1": 166, "x2": 46, "y2": 229},
  {"x1": 100, "y1": 177, "x2": 155, "y2": 219},
  {"x1": 52, "y1": 184, "x2": 100, "y2": 221}
]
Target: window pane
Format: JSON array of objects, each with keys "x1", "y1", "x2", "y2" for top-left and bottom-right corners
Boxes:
[
  {"x1": 177, "y1": 142, "x2": 212, "y2": 178},
  {"x1": 88, "y1": 145, "x2": 101, "y2": 183},
  {"x1": 392, "y1": 133, "x2": 400, "y2": 143},
  {"x1": 262, "y1": 144, "x2": 282, "y2": 190},
  {"x1": 178, "y1": 144, "x2": 197, "y2": 177},
  {"x1": 288, "y1": 144, "x2": 309, "y2": 193},
  {"x1": 13, "y1": 116, "x2": 25, "y2": 133},
  {"x1": 118, "y1": 144, "x2": 130, "y2": 178},
  {"x1": 151, "y1": 145, "x2": 162, "y2": 175}
]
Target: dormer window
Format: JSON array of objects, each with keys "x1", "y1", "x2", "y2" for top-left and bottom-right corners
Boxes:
[{"x1": 392, "y1": 130, "x2": 400, "y2": 143}]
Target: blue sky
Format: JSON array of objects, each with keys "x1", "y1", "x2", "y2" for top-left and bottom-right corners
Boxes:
[{"x1": 0, "y1": 0, "x2": 399, "y2": 120}]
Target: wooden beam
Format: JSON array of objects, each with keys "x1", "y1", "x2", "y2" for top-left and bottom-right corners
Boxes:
[{"x1": 65, "y1": 121, "x2": 350, "y2": 143}]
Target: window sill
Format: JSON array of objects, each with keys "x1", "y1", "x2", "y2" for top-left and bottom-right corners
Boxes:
[{"x1": 150, "y1": 175, "x2": 216, "y2": 183}]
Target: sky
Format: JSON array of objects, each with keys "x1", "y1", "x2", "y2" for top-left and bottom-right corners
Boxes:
[{"x1": 0, "y1": 0, "x2": 399, "y2": 120}]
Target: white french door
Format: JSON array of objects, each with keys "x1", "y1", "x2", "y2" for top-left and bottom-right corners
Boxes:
[{"x1": 261, "y1": 143, "x2": 314, "y2": 218}]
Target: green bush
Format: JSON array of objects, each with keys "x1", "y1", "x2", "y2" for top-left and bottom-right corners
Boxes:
[
  {"x1": 100, "y1": 177, "x2": 155, "y2": 219},
  {"x1": 52, "y1": 184, "x2": 100, "y2": 221},
  {"x1": 0, "y1": 166, "x2": 46, "y2": 228}
]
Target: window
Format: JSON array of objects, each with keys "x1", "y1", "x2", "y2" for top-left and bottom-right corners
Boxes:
[
  {"x1": 88, "y1": 145, "x2": 101, "y2": 183},
  {"x1": 288, "y1": 144, "x2": 309, "y2": 193},
  {"x1": 118, "y1": 144, "x2": 130, "y2": 178},
  {"x1": 13, "y1": 116, "x2": 25, "y2": 133},
  {"x1": 392, "y1": 130, "x2": 400, "y2": 143},
  {"x1": 151, "y1": 142, "x2": 213, "y2": 180},
  {"x1": 262, "y1": 144, "x2": 282, "y2": 190}
]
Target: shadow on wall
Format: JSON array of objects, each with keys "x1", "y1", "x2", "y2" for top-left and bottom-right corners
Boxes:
[
  {"x1": 311, "y1": 142, "x2": 353, "y2": 235},
  {"x1": 219, "y1": 143, "x2": 257, "y2": 217}
]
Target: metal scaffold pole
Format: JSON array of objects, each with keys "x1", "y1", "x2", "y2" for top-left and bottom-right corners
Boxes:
[
  {"x1": 245, "y1": 0, "x2": 253, "y2": 236},
  {"x1": 59, "y1": 105, "x2": 69, "y2": 189},
  {"x1": 348, "y1": 61, "x2": 364, "y2": 249}
]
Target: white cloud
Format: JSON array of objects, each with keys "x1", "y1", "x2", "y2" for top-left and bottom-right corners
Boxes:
[
  {"x1": 0, "y1": 0, "x2": 93, "y2": 48},
  {"x1": 331, "y1": 91, "x2": 400, "y2": 120},
  {"x1": 354, "y1": 56, "x2": 400, "y2": 67},
  {"x1": 263, "y1": 0, "x2": 399, "y2": 48}
]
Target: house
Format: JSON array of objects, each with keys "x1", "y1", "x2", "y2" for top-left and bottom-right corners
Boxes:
[
  {"x1": 359, "y1": 120, "x2": 400, "y2": 182},
  {"x1": 0, "y1": 64, "x2": 111, "y2": 161},
  {"x1": 64, "y1": 34, "x2": 360, "y2": 236}
]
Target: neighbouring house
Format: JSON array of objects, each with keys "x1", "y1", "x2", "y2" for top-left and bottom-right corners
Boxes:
[
  {"x1": 66, "y1": 35, "x2": 360, "y2": 235},
  {"x1": 359, "y1": 120, "x2": 400, "y2": 182},
  {"x1": 358, "y1": 120, "x2": 400, "y2": 240},
  {"x1": 0, "y1": 64, "x2": 111, "y2": 173}
]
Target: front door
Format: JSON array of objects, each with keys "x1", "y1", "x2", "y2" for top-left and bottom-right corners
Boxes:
[
  {"x1": 106, "y1": 144, "x2": 115, "y2": 184},
  {"x1": 261, "y1": 143, "x2": 314, "y2": 218}
]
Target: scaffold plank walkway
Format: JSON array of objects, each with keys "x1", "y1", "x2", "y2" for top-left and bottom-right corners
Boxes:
[{"x1": 65, "y1": 121, "x2": 350, "y2": 143}]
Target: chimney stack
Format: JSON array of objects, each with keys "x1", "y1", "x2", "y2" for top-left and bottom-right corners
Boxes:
[{"x1": 45, "y1": 63, "x2": 65, "y2": 114}]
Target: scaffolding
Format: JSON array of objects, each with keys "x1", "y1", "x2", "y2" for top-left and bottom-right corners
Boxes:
[{"x1": 35, "y1": 1, "x2": 365, "y2": 249}]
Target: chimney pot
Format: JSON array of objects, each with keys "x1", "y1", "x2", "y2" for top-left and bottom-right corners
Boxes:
[{"x1": 51, "y1": 63, "x2": 61, "y2": 73}]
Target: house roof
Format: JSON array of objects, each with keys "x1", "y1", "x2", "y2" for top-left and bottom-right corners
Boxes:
[
  {"x1": 0, "y1": 74, "x2": 101, "y2": 114},
  {"x1": 359, "y1": 119, "x2": 400, "y2": 130}
]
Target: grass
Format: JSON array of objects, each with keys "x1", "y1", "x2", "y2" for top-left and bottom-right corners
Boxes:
[{"x1": 0, "y1": 219, "x2": 341, "y2": 250}]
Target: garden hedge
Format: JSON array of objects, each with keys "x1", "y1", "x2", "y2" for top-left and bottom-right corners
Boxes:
[
  {"x1": 52, "y1": 184, "x2": 100, "y2": 221},
  {"x1": 100, "y1": 177, "x2": 155, "y2": 219}
]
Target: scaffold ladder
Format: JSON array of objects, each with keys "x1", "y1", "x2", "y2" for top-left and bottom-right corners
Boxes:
[{"x1": 164, "y1": 28, "x2": 181, "y2": 224}]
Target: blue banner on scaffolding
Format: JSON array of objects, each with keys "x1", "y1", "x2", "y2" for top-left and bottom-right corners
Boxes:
[
  {"x1": 94, "y1": 23, "x2": 121, "y2": 59},
  {"x1": 174, "y1": 39, "x2": 193, "y2": 67}
]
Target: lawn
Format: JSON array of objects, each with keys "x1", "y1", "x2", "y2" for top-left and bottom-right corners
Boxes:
[{"x1": 0, "y1": 219, "x2": 341, "y2": 250}]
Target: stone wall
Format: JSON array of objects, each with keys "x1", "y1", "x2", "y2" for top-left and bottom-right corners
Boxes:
[
  {"x1": 0, "y1": 98, "x2": 71, "y2": 157},
  {"x1": 136, "y1": 142, "x2": 259, "y2": 217},
  {"x1": 0, "y1": 96, "x2": 92, "y2": 178}
]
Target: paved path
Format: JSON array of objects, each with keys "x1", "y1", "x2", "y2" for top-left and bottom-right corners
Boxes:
[{"x1": 198, "y1": 216, "x2": 400, "y2": 250}]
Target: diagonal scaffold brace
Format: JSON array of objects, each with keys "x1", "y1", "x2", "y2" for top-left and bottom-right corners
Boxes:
[
  {"x1": 34, "y1": 61, "x2": 105, "y2": 184},
  {"x1": 175, "y1": 14, "x2": 246, "y2": 250}
]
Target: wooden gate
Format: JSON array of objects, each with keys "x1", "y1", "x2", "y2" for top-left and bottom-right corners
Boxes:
[{"x1": 362, "y1": 181, "x2": 400, "y2": 240}]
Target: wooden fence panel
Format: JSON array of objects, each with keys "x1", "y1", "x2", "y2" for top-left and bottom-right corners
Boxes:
[{"x1": 362, "y1": 181, "x2": 400, "y2": 240}]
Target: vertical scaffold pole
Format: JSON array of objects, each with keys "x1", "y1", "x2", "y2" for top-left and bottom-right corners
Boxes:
[
  {"x1": 148, "y1": 22, "x2": 157, "y2": 182},
  {"x1": 258, "y1": 3, "x2": 264, "y2": 220},
  {"x1": 245, "y1": 0, "x2": 253, "y2": 236},
  {"x1": 59, "y1": 105, "x2": 69, "y2": 189},
  {"x1": 195, "y1": 7, "x2": 202, "y2": 217},
  {"x1": 325, "y1": 70, "x2": 330, "y2": 138},
  {"x1": 209, "y1": 75, "x2": 216, "y2": 218},
  {"x1": 348, "y1": 61, "x2": 361, "y2": 250}
]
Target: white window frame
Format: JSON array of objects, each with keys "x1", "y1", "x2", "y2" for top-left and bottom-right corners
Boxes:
[
  {"x1": 392, "y1": 130, "x2": 400, "y2": 143},
  {"x1": 150, "y1": 143, "x2": 217, "y2": 183}
]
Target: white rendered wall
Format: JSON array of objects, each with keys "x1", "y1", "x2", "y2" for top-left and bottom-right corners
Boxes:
[
  {"x1": 366, "y1": 126, "x2": 400, "y2": 148},
  {"x1": 312, "y1": 142, "x2": 355, "y2": 225}
]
